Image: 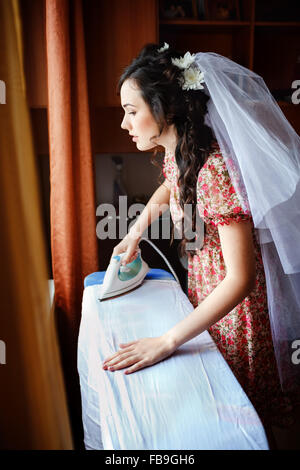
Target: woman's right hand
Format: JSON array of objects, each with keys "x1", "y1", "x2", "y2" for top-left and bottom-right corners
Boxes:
[{"x1": 111, "y1": 231, "x2": 141, "y2": 266}]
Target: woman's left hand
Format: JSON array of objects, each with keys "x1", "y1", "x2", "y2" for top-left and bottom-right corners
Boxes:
[{"x1": 102, "y1": 335, "x2": 176, "y2": 375}]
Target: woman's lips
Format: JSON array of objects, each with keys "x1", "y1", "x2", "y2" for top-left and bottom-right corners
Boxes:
[{"x1": 132, "y1": 136, "x2": 138, "y2": 141}]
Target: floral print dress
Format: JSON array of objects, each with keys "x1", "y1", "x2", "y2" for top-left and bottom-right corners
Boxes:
[{"x1": 163, "y1": 140, "x2": 293, "y2": 428}]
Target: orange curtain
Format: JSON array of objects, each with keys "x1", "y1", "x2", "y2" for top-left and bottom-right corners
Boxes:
[
  {"x1": 46, "y1": 0, "x2": 99, "y2": 448},
  {"x1": 0, "y1": 0, "x2": 72, "y2": 449}
]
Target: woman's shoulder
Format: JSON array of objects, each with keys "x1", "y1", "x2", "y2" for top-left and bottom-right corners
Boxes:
[
  {"x1": 202, "y1": 140, "x2": 224, "y2": 167},
  {"x1": 197, "y1": 140, "x2": 252, "y2": 224},
  {"x1": 198, "y1": 140, "x2": 227, "y2": 184},
  {"x1": 197, "y1": 139, "x2": 235, "y2": 205}
]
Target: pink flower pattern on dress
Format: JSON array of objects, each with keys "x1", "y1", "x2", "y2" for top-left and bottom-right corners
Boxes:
[{"x1": 163, "y1": 141, "x2": 293, "y2": 427}]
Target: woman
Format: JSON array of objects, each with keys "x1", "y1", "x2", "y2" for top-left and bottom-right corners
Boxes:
[{"x1": 102, "y1": 43, "x2": 297, "y2": 430}]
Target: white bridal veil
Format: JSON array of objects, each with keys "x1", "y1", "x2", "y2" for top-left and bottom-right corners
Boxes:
[{"x1": 196, "y1": 52, "x2": 300, "y2": 391}]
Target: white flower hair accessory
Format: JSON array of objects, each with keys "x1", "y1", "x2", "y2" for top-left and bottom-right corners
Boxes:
[
  {"x1": 181, "y1": 67, "x2": 205, "y2": 90},
  {"x1": 171, "y1": 51, "x2": 195, "y2": 69},
  {"x1": 171, "y1": 51, "x2": 205, "y2": 91},
  {"x1": 157, "y1": 42, "x2": 169, "y2": 53}
]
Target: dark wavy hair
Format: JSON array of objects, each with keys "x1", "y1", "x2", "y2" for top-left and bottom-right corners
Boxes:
[{"x1": 117, "y1": 43, "x2": 215, "y2": 257}]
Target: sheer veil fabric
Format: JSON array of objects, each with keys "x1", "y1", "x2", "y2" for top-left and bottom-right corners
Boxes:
[{"x1": 196, "y1": 52, "x2": 300, "y2": 391}]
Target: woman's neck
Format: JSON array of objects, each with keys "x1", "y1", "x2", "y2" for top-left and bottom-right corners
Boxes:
[
  {"x1": 156, "y1": 124, "x2": 178, "y2": 156},
  {"x1": 165, "y1": 146, "x2": 176, "y2": 156}
]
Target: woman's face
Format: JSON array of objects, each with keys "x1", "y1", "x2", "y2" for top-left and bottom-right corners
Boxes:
[
  {"x1": 120, "y1": 79, "x2": 160, "y2": 151},
  {"x1": 120, "y1": 79, "x2": 177, "y2": 151}
]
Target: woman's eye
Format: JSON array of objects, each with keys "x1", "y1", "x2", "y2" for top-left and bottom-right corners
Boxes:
[{"x1": 128, "y1": 112, "x2": 136, "y2": 116}]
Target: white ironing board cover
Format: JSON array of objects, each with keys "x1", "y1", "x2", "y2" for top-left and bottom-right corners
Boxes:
[{"x1": 78, "y1": 278, "x2": 269, "y2": 450}]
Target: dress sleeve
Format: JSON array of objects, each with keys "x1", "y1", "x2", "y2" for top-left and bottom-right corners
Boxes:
[{"x1": 196, "y1": 155, "x2": 252, "y2": 226}]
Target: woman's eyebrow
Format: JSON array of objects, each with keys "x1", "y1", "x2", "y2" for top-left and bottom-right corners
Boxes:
[{"x1": 122, "y1": 103, "x2": 137, "y2": 108}]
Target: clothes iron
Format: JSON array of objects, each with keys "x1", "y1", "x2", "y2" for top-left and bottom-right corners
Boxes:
[
  {"x1": 99, "y1": 248, "x2": 150, "y2": 301},
  {"x1": 99, "y1": 238, "x2": 180, "y2": 301}
]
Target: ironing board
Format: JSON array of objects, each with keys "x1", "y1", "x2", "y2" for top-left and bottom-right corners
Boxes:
[{"x1": 77, "y1": 269, "x2": 269, "y2": 450}]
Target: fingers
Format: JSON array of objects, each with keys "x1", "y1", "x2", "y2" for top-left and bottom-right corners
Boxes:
[
  {"x1": 111, "y1": 234, "x2": 140, "y2": 265},
  {"x1": 125, "y1": 360, "x2": 147, "y2": 375},
  {"x1": 102, "y1": 339, "x2": 150, "y2": 375},
  {"x1": 103, "y1": 345, "x2": 135, "y2": 365},
  {"x1": 103, "y1": 351, "x2": 135, "y2": 368},
  {"x1": 119, "y1": 341, "x2": 137, "y2": 347},
  {"x1": 102, "y1": 342, "x2": 145, "y2": 373},
  {"x1": 121, "y1": 249, "x2": 139, "y2": 266},
  {"x1": 105, "y1": 354, "x2": 139, "y2": 371},
  {"x1": 104, "y1": 355, "x2": 147, "y2": 374},
  {"x1": 103, "y1": 337, "x2": 170, "y2": 376}
]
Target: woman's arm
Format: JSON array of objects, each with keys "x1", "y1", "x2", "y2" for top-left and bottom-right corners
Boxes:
[
  {"x1": 112, "y1": 179, "x2": 171, "y2": 264},
  {"x1": 163, "y1": 219, "x2": 256, "y2": 348},
  {"x1": 103, "y1": 219, "x2": 256, "y2": 374},
  {"x1": 129, "y1": 180, "x2": 171, "y2": 240}
]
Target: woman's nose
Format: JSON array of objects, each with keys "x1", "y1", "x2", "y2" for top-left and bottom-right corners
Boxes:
[{"x1": 121, "y1": 116, "x2": 129, "y2": 130}]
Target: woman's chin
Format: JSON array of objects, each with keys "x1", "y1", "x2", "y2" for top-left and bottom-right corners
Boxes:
[{"x1": 136, "y1": 141, "x2": 157, "y2": 151}]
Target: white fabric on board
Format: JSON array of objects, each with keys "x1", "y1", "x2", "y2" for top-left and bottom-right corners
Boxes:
[{"x1": 78, "y1": 278, "x2": 269, "y2": 450}]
